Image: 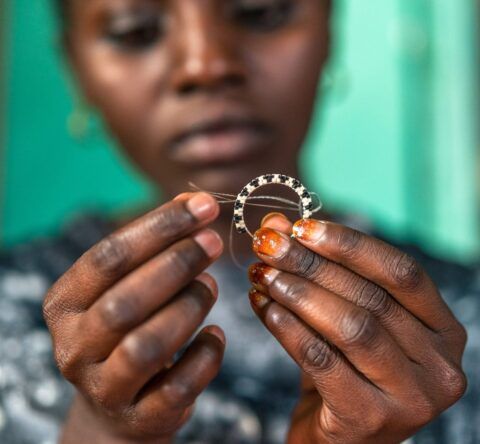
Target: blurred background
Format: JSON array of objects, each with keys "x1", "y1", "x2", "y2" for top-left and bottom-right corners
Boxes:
[{"x1": 1, "y1": 0, "x2": 479, "y2": 264}]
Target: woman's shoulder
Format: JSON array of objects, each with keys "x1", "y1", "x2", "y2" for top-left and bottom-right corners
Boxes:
[
  {"x1": 0, "y1": 211, "x2": 113, "y2": 355},
  {"x1": 0, "y1": 210, "x2": 114, "y2": 344},
  {"x1": 405, "y1": 243, "x2": 477, "y2": 288},
  {"x1": 0, "y1": 212, "x2": 114, "y2": 443},
  {"x1": 0, "y1": 213, "x2": 113, "y2": 283},
  {"x1": 339, "y1": 213, "x2": 479, "y2": 298}
]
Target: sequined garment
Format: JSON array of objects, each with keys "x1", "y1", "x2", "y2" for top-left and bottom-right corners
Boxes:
[{"x1": 0, "y1": 214, "x2": 479, "y2": 444}]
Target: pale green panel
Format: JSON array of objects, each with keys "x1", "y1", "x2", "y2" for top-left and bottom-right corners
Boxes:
[
  {"x1": 3, "y1": 0, "x2": 155, "y2": 246},
  {"x1": 303, "y1": 0, "x2": 406, "y2": 230},
  {"x1": 395, "y1": 0, "x2": 480, "y2": 263},
  {"x1": 429, "y1": 0, "x2": 480, "y2": 261},
  {"x1": 0, "y1": 0, "x2": 10, "y2": 231},
  {"x1": 303, "y1": 0, "x2": 480, "y2": 264},
  {"x1": 396, "y1": 0, "x2": 436, "y2": 242}
]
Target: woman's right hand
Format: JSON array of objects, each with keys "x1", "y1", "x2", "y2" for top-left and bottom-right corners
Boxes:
[{"x1": 43, "y1": 192, "x2": 225, "y2": 444}]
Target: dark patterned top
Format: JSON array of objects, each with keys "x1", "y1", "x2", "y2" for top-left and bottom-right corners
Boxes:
[{"x1": 0, "y1": 213, "x2": 478, "y2": 444}]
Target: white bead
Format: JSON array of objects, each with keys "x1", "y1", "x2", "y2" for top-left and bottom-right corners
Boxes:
[
  {"x1": 296, "y1": 186, "x2": 305, "y2": 195},
  {"x1": 234, "y1": 174, "x2": 315, "y2": 233}
]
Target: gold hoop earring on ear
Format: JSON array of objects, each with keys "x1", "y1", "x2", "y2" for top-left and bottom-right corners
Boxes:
[{"x1": 67, "y1": 97, "x2": 103, "y2": 142}]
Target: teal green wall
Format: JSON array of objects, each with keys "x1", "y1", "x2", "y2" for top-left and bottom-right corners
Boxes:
[
  {"x1": 2, "y1": 0, "x2": 155, "y2": 246},
  {"x1": 303, "y1": 0, "x2": 480, "y2": 263},
  {"x1": 2, "y1": 0, "x2": 479, "y2": 264}
]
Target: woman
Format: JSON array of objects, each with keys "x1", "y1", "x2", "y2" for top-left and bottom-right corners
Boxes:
[{"x1": 0, "y1": 0, "x2": 475, "y2": 442}]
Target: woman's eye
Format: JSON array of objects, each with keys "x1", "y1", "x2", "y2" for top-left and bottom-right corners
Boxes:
[
  {"x1": 105, "y1": 13, "x2": 163, "y2": 51},
  {"x1": 231, "y1": 0, "x2": 294, "y2": 31}
]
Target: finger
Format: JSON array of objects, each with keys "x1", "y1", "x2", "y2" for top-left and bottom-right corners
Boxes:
[
  {"x1": 251, "y1": 227, "x2": 462, "y2": 367},
  {"x1": 254, "y1": 225, "x2": 374, "y2": 312},
  {"x1": 96, "y1": 279, "x2": 217, "y2": 407},
  {"x1": 248, "y1": 289, "x2": 380, "y2": 411},
  {"x1": 133, "y1": 325, "x2": 225, "y2": 434},
  {"x1": 79, "y1": 231, "x2": 222, "y2": 359},
  {"x1": 251, "y1": 227, "x2": 407, "y2": 325},
  {"x1": 44, "y1": 192, "x2": 220, "y2": 318},
  {"x1": 248, "y1": 269, "x2": 416, "y2": 395},
  {"x1": 292, "y1": 219, "x2": 455, "y2": 332},
  {"x1": 249, "y1": 259, "x2": 435, "y2": 366},
  {"x1": 253, "y1": 226, "x2": 336, "y2": 284},
  {"x1": 173, "y1": 192, "x2": 195, "y2": 201},
  {"x1": 252, "y1": 227, "x2": 391, "y2": 319}
]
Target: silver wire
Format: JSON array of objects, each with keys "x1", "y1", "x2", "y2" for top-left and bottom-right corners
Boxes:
[{"x1": 189, "y1": 182, "x2": 323, "y2": 268}]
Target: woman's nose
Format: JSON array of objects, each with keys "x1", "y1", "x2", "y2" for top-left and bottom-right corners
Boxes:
[{"x1": 170, "y1": 6, "x2": 247, "y2": 95}]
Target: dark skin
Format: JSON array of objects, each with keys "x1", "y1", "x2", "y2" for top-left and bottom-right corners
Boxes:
[
  {"x1": 250, "y1": 214, "x2": 467, "y2": 443},
  {"x1": 44, "y1": 0, "x2": 467, "y2": 442},
  {"x1": 65, "y1": 0, "x2": 328, "y2": 242}
]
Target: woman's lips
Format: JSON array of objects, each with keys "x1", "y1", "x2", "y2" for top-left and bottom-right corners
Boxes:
[{"x1": 167, "y1": 118, "x2": 273, "y2": 167}]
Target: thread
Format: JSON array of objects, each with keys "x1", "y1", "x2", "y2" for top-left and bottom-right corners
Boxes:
[{"x1": 189, "y1": 179, "x2": 322, "y2": 268}]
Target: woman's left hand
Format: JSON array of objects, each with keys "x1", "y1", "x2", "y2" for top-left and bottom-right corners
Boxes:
[{"x1": 248, "y1": 214, "x2": 467, "y2": 444}]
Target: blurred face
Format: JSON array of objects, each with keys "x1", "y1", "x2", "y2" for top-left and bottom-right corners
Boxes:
[{"x1": 66, "y1": 0, "x2": 330, "y2": 197}]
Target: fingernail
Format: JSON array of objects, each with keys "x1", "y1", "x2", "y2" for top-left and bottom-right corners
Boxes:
[
  {"x1": 203, "y1": 325, "x2": 226, "y2": 345},
  {"x1": 196, "y1": 273, "x2": 218, "y2": 299},
  {"x1": 173, "y1": 192, "x2": 192, "y2": 201},
  {"x1": 252, "y1": 228, "x2": 290, "y2": 259},
  {"x1": 193, "y1": 229, "x2": 224, "y2": 259},
  {"x1": 261, "y1": 212, "x2": 288, "y2": 225},
  {"x1": 186, "y1": 193, "x2": 218, "y2": 221},
  {"x1": 249, "y1": 288, "x2": 271, "y2": 309},
  {"x1": 261, "y1": 212, "x2": 292, "y2": 233},
  {"x1": 248, "y1": 263, "x2": 280, "y2": 288},
  {"x1": 293, "y1": 219, "x2": 327, "y2": 243},
  {"x1": 165, "y1": 358, "x2": 175, "y2": 369}
]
